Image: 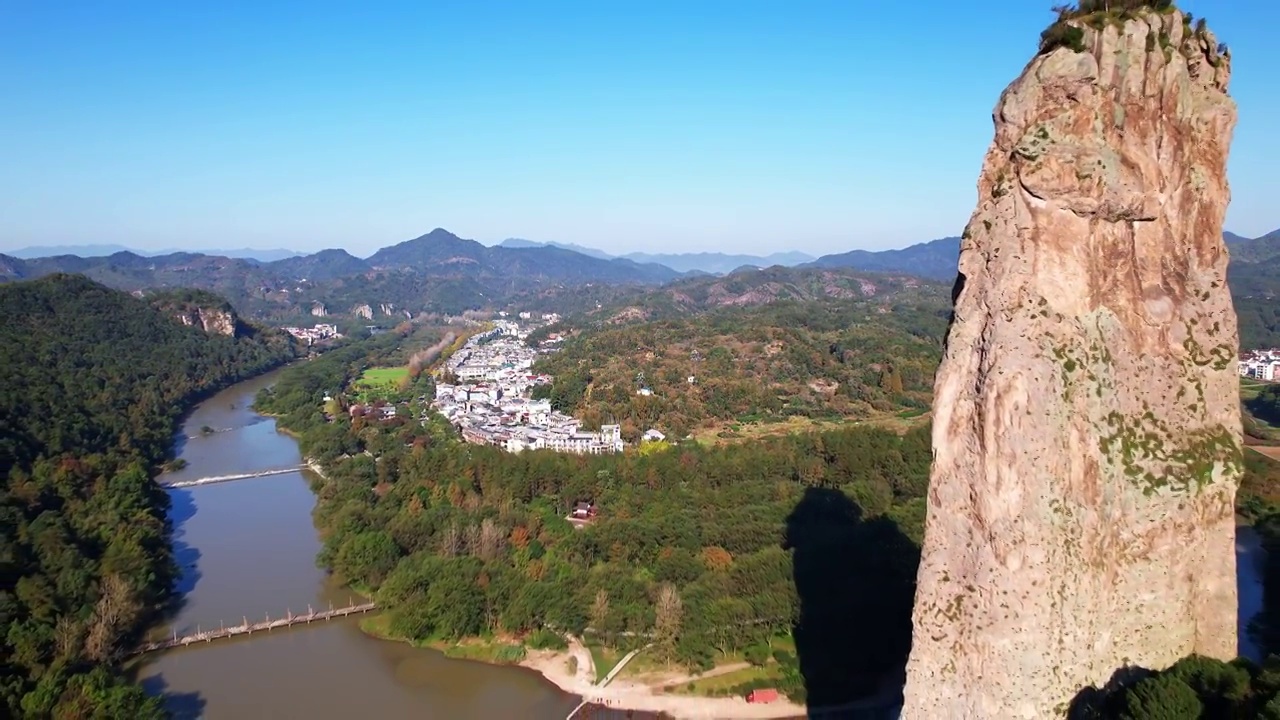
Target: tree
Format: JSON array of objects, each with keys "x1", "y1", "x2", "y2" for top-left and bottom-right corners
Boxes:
[
  {"x1": 879, "y1": 365, "x2": 903, "y2": 394},
  {"x1": 440, "y1": 524, "x2": 463, "y2": 558},
  {"x1": 83, "y1": 575, "x2": 141, "y2": 664},
  {"x1": 334, "y1": 530, "x2": 401, "y2": 588},
  {"x1": 590, "y1": 590, "x2": 610, "y2": 636},
  {"x1": 700, "y1": 546, "x2": 733, "y2": 572},
  {"x1": 478, "y1": 518, "x2": 506, "y2": 561},
  {"x1": 654, "y1": 584, "x2": 683, "y2": 663},
  {"x1": 1120, "y1": 674, "x2": 1204, "y2": 719}
]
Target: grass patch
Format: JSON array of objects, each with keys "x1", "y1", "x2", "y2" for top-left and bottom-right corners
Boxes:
[
  {"x1": 360, "y1": 614, "x2": 415, "y2": 644},
  {"x1": 360, "y1": 615, "x2": 526, "y2": 664},
  {"x1": 1241, "y1": 377, "x2": 1270, "y2": 401},
  {"x1": 354, "y1": 366, "x2": 410, "y2": 401},
  {"x1": 357, "y1": 366, "x2": 409, "y2": 388},
  {"x1": 676, "y1": 665, "x2": 783, "y2": 697},
  {"x1": 587, "y1": 643, "x2": 623, "y2": 683},
  {"x1": 443, "y1": 641, "x2": 527, "y2": 664},
  {"x1": 617, "y1": 647, "x2": 670, "y2": 678},
  {"x1": 690, "y1": 412, "x2": 927, "y2": 447},
  {"x1": 769, "y1": 635, "x2": 796, "y2": 654}
]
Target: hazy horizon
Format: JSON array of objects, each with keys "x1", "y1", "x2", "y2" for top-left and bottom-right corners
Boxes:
[
  {"x1": 2, "y1": 0, "x2": 1275, "y2": 257},
  {"x1": 0, "y1": 229, "x2": 957, "y2": 260}
]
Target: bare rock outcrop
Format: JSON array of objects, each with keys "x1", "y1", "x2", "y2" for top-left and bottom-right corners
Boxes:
[
  {"x1": 170, "y1": 305, "x2": 239, "y2": 336},
  {"x1": 902, "y1": 7, "x2": 1239, "y2": 719}
]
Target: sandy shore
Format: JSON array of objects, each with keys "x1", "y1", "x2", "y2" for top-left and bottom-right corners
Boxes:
[{"x1": 519, "y1": 636, "x2": 808, "y2": 720}]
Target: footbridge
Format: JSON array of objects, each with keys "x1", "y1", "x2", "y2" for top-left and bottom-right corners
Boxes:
[
  {"x1": 132, "y1": 601, "x2": 377, "y2": 656},
  {"x1": 162, "y1": 465, "x2": 307, "y2": 488}
]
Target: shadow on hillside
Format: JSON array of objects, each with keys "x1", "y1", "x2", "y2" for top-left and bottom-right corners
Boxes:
[
  {"x1": 784, "y1": 487, "x2": 919, "y2": 709},
  {"x1": 138, "y1": 674, "x2": 208, "y2": 720}
]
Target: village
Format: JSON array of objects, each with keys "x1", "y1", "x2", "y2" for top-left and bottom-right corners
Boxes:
[
  {"x1": 1241, "y1": 348, "x2": 1280, "y2": 380},
  {"x1": 431, "y1": 316, "x2": 631, "y2": 455},
  {"x1": 282, "y1": 322, "x2": 342, "y2": 345}
]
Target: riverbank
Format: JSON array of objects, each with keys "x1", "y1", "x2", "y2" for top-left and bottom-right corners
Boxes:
[
  {"x1": 521, "y1": 640, "x2": 809, "y2": 720},
  {"x1": 360, "y1": 614, "x2": 806, "y2": 720}
]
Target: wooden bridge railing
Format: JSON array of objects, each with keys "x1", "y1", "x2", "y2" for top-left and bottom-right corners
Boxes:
[{"x1": 132, "y1": 601, "x2": 377, "y2": 656}]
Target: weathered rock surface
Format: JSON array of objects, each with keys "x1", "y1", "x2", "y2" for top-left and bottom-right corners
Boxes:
[
  {"x1": 170, "y1": 305, "x2": 239, "y2": 336},
  {"x1": 902, "y1": 8, "x2": 1239, "y2": 719}
]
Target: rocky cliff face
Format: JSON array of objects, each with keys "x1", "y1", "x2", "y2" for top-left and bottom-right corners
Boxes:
[
  {"x1": 902, "y1": 8, "x2": 1239, "y2": 719},
  {"x1": 170, "y1": 305, "x2": 240, "y2": 336}
]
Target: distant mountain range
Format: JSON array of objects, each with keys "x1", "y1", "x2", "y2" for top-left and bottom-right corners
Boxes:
[
  {"x1": 499, "y1": 238, "x2": 613, "y2": 260},
  {"x1": 797, "y1": 228, "x2": 1280, "y2": 283},
  {"x1": 10, "y1": 237, "x2": 818, "y2": 275},
  {"x1": 5, "y1": 226, "x2": 1274, "y2": 325},
  {"x1": 621, "y1": 250, "x2": 815, "y2": 274},
  {"x1": 1223, "y1": 228, "x2": 1280, "y2": 299},
  {"x1": 1226, "y1": 229, "x2": 1280, "y2": 264},
  {"x1": 6, "y1": 244, "x2": 306, "y2": 263},
  {"x1": 496, "y1": 238, "x2": 814, "y2": 274},
  {"x1": 0, "y1": 229, "x2": 685, "y2": 320},
  {"x1": 805, "y1": 236, "x2": 962, "y2": 281}
]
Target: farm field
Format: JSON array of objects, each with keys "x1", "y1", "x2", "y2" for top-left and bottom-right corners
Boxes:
[{"x1": 354, "y1": 366, "x2": 409, "y2": 401}]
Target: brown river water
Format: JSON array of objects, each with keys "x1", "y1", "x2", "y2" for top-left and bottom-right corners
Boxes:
[{"x1": 134, "y1": 369, "x2": 579, "y2": 719}]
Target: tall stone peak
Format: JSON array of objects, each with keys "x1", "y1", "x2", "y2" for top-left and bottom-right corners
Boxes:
[{"x1": 902, "y1": 5, "x2": 1239, "y2": 719}]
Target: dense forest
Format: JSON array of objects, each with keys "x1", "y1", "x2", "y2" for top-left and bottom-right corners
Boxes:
[
  {"x1": 0, "y1": 274, "x2": 299, "y2": 717},
  {"x1": 258, "y1": 331, "x2": 930, "y2": 705},
  {"x1": 531, "y1": 299, "x2": 949, "y2": 441}
]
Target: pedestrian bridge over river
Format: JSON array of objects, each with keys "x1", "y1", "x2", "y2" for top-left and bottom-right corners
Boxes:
[
  {"x1": 162, "y1": 465, "x2": 307, "y2": 489},
  {"x1": 133, "y1": 601, "x2": 377, "y2": 656}
]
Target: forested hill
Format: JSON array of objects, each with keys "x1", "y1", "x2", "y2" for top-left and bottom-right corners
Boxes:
[
  {"x1": 510, "y1": 264, "x2": 948, "y2": 323},
  {"x1": 524, "y1": 278, "x2": 957, "y2": 440},
  {"x1": 0, "y1": 228, "x2": 687, "y2": 323},
  {"x1": 0, "y1": 274, "x2": 299, "y2": 717},
  {"x1": 0, "y1": 275, "x2": 296, "y2": 469}
]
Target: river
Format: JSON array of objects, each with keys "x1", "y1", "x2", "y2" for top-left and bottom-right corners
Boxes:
[{"x1": 135, "y1": 369, "x2": 579, "y2": 720}]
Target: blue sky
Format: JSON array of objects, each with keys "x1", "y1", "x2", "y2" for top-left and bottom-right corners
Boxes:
[{"x1": 1, "y1": 1, "x2": 1274, "y2": 257}]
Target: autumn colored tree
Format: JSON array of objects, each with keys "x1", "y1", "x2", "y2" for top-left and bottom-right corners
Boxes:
[{"x1": 700, "y1": 546, "x2": 734, "y2": 572}]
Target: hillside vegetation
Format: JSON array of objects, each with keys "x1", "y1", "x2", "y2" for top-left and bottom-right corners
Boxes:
[
  {"x1": 531, "y1": 283, "x2": 950, "y2": 440},
  {"x1": 0, "y1": 274, "x2": 298, "y2": 717},
  {"x1": 539, "y1": 264, "x2": 947, "y2": 319},
  {"x1": 1228, "y1": 229, "x2": 1280, "y2": 350},
  {"x1": 256, "y1": 335, "x2": 931, "y2": 705}
]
